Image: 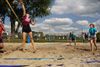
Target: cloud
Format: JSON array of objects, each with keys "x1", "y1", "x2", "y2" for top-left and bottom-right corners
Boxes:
[
  {"x1": 4, "y1": 24, "x2": 11, "y2": 29},
  {"x1": 44, "y1": 18, "x2": 73, "y2": 26},
  {"x1": 95, "y1": 19, "x2": 100, "y2": 31},
  {"x1": 31, "y1": 23, "x2": 53, "y2": 34},
  {"x1": 31, "y1": 18, "x2": 79, "y2": 34},
  {"x1": 54, "y1": 26, "x2": 79, "y2": 34},
  {"x1": 76, "y1": 20, "x2": 89, "y2": 26},
  {"x1": 4, "y1": 24, "x2": 11, "y2": 34},
  {"x1": 62, "y1": 27, "x2": 78, "y2": 31},
  {"x1": 51, "y1": 0, "x2": 100, "y2": 17}
]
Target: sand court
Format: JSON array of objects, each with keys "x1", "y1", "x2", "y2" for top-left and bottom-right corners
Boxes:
[{"x1": 0, "y1": 43, "x2": 100, "y2": 67}]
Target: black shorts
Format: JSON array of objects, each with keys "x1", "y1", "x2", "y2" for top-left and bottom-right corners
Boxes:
[
  {"x1": 69, "y1": 38, "x2": 75, "y2": 41},
  {"x1": 22, "y1": 24, "x2": 32, "y2": 33}
]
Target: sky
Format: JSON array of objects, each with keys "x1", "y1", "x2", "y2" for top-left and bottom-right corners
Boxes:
[{"x1": 4, "y1": 0, "x2": 100, "y2": 35}]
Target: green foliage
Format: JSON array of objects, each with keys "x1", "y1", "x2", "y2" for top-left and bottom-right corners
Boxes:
[
  {"x1": 22, "y1": 0, "x2": 52, "y2": 18},
  {"x1": 0, "y1": 0, "x2": 52, "y2": 33},
  {"x1": 96, "y1": 32, "x2": 100, "y2": 42},
  {"x1": 0, "y1": 0, "x2": 52, "y2": 18}
]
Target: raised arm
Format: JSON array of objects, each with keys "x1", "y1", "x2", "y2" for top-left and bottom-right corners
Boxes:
[
  {"x1": 19, "y1": 0, "x2": 26, "y2": 16},
  {"x1": 22, "y1": 3, "x2": 26, "y2": 16}
]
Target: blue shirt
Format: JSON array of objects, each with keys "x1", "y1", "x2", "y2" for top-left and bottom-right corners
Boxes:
[
  {"x1": 89, "y1": 28, "x2": 97, "y2": 35},
  {"x1": 69, "y1": 33, "x2": 76, "y2": 39}
]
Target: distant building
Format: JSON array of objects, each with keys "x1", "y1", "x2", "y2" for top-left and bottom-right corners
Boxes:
[
  {"x1": 32, "y1": 31, "x2": 44, "y2": 41},
  {"x1": 44, "y1": 34, "x2": 67, "y2": 41}
]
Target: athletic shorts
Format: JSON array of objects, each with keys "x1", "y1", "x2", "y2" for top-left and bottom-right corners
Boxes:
[
  {"x1": 69, "y1": 38, "x2": 75, "y2": 41},
  {"x1": 22, "y1": 24, "x2": 32, "y2": 33},
  {"x1": 89, "y1": 35, "x2": 96, "y2": 40}
]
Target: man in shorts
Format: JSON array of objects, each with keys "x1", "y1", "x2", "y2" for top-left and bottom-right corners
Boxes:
[{"x1": 68, "y1": 32, "x2": 76, "y2": 46}]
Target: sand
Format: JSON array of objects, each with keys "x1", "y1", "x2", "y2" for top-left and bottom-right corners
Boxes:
[{"x1": 0, "y1": 43, "x2": 100, "y2": 67}]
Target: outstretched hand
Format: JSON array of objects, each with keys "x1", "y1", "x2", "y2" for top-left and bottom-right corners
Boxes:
[{"x1": 31, "y1": 20, "x2": 36, "y2": 26}]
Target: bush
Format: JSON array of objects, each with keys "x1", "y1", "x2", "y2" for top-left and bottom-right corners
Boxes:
[{"x1": 96, "y1": 32, "x2": 100, "y2": 42}]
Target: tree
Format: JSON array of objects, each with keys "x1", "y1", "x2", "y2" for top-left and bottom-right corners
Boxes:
[
  {"x1": 0, "y1": 0, "x2": 52, "y2": 34},
  {"x1": 96, "y1": 32, "x2": 100, "y2": 42}
]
